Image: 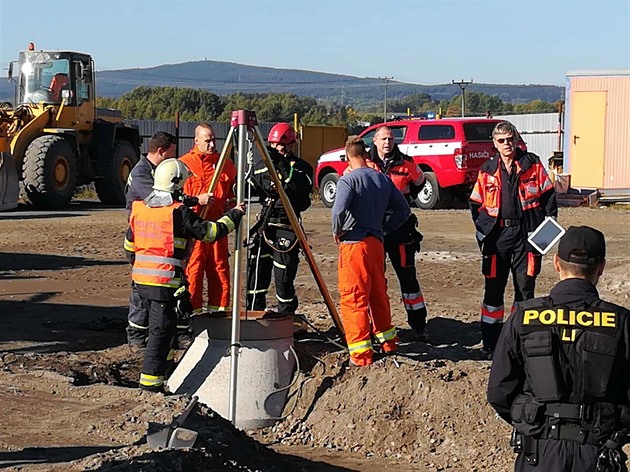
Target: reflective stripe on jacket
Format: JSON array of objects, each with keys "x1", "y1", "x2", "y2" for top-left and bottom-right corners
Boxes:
[
  {"x1": 470, "y1": 149, "x2": 557, "y2": 240},
  {"x1": 129, "y1": 201, "x2": 187, "y2": 289}
]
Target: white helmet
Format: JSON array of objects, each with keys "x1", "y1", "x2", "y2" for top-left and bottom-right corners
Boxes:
[{"x1": 153, "y1": 159, "x2": 191, "y2": 192}]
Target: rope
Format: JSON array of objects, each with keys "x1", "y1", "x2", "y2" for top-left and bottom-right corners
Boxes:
[
  {"x1": 263, "y1": 346, "x2": 324, "y2": 421},
  {"x1": 294, "y1": 314, "x2": 348, "y2": 352},
  {"x1": 262, "y1": 226, "x2": 300, "y2": 254},
  {"x1": 262, "y1": 315, "x2": 348, "y2": 422},
  {"x1": 244, "y1": 130, "x2": 256, "y2": 316}
]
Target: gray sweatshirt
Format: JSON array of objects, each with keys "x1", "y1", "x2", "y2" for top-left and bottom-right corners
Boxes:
[{"x1": 331, "y1": 167, "x2": 410, "y2": 243}]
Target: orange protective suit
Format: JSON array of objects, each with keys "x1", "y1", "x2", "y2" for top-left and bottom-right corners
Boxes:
[
  {"x1": 338, "y1": 236, "x2": 398, "y2": 366},
  {"x1": 179, "y1": 148, "x2": 236, "y2": 313}
]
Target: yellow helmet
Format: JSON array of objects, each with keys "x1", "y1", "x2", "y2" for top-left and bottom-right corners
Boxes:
[{"x1": 153, "y1": 159, "x2": 191, "y2": 192}]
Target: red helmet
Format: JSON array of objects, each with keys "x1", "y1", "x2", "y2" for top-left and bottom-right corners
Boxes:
[{"x1": 268, "y1": 123, "x2": 297, "y2": 145}]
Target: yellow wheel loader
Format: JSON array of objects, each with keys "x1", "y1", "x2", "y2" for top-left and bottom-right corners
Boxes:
[{"x1": 0, "y1": 45, "x2": 140, "y2": 210}]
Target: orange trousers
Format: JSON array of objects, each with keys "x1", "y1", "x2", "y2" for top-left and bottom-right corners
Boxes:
[
  {"x1": 338, "y1": 237, "x2": 398, "y2": 366},
  {"x1": 185, "y1": 237, "x2": 231, "y2": 313}
]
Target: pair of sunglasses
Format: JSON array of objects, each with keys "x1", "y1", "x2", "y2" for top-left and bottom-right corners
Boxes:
[{"x1": 495, "y1": 137, "x2": 516, "y2": 144}]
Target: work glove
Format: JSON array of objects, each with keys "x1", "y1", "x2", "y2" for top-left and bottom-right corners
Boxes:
[
  {"x1": 596, "y1": 447, "x2": 626, "y2": 472},
  {"x1": 413, "y1": 228, "x2": 424, "y2": 253},
  {"x1": 407, "y1": 213, "x2": 423, "y2": 253},
  {"x1": 274, "y1": 158, "x2": 291, "y2": 183},
  {"x1": 475, "y1": 230, "x2": 485, "y2": 253},
  {"x1": 174, "y1": 288, "x2": 193, "y2": 320},
  {"x1": 596, "y1": 432, "x2": 629, "y2": 472}
]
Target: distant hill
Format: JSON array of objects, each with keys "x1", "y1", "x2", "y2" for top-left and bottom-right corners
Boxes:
[{"x1": 0, "y1": 59, "x2": 563, "y2": 106}]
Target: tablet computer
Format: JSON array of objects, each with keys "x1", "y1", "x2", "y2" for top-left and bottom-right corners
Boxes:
[{"x1": 528, "y1": 216, "x2": 566, "y2": 255}]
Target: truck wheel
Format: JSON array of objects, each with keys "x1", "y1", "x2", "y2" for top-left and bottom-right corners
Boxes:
[
  {"x1": 415, "y1": 171, "x2": 440, "y2": 209},
  {"x1": 319, "y1": 173, "x2": 339, "y2": 208},
  {"x1": 95, "y1": 139, "x2": 139, "y2": 205},
  {"x1": 23, "y1": 135, "x2": 77, "y2": 209}
]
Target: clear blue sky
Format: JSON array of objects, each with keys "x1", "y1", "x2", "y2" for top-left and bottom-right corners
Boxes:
[{"x1": 1, "y1": 0, "x2": 628, "y2": 86}]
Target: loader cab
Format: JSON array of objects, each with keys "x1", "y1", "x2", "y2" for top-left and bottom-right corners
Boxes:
[{"x1": 13, "y1": 50, "x2": 94, "y2": 108}]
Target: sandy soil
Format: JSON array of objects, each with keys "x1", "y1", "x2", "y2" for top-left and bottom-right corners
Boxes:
[{"x1": 1, "y1": 200, "x2": 630, "y2": 471}]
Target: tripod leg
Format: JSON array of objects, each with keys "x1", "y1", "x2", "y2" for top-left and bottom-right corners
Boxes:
[{"x1": 200, "y1": 126, "x2": 235, "y2": 219}]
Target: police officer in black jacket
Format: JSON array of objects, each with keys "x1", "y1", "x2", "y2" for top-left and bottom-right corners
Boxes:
[
  {"x1": 246, "y1": 123, "x2": 313, "y2": 314},
  {"x1": 488, "y1": 226, "x2": 630, "y2": 472}
]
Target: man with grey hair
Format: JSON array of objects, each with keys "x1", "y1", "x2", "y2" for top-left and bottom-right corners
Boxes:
[
  {"x1": 470, "y1": 121, "x2": 557, "y2": 358},
  {"x1": 488, "y1": 226, "x2": 630, "y2": 472}
]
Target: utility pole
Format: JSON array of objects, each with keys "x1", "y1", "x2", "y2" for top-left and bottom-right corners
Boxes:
[
  {"x1": 452, "y1": 79, "x2": 473, "y2": 117},
  {"x1": 379, "y1": 76, "x2": 393, "y2": 121}
]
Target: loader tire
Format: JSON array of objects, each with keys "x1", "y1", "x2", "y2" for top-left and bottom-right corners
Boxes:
[
  {"x1": 95, "y1": 139, "x2": 139, "y2": 205},
  {"x1": 23, "y1": 135, "x2": 77, "y2": 209}
]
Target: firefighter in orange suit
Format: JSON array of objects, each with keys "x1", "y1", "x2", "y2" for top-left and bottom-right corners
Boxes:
[
  {"x1": 124, "y1": 159, "x2": 244, "y2": 392},
  {"x1": 179, "y1": 123, "x2": 237, "y2": 316},
  {"x1": 470, "y1": 121, "x2": 557, "y2": 358},
  {"x1": 331, "y1": 137, "x2": 409, "y2": 367},
  {"x1": 368, "y1": 126, "x2": 428, "y2": 341}
]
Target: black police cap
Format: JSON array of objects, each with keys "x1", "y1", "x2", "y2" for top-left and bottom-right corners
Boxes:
[{"x1": 557, "y1": 226, "x2": 606, "y2": 264}]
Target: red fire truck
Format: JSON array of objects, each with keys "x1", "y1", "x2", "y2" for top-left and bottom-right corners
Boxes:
[{"x1": 315, "y1": 118, "x2": 525, "y2": 209}]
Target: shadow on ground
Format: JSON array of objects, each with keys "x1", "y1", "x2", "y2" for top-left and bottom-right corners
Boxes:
[
  {"x1": 0, "y1": 252, "x2": 124, "y2": 277},
  {"x1": 396, "y1": 316, "x2": 486, "y2": 361},
  {"x1": 0, "y1": 299, "x2": 127, "y2": 353},
  {"x1": 0, "y1": 446, "x2": 121, "y2": 468}
]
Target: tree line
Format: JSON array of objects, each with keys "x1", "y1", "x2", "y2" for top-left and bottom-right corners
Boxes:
[
  {"x1": 387, "y1": 92, "x2": 561, "y2": 118},
  {"x1": 97, "y1": 86, "x2": 562, "y2": 127}
]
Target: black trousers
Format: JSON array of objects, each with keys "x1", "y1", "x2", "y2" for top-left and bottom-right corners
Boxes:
[
  {"x1": 127, "y1": 282, "x2": 191, "y2": 346},
  {"x1": 480, "y1": 225, "x2": 541, "y2": 351},
  {"x1": 515, "y1": 438, "x2": 626, "y2": 472},
  {"x1": 384, "y1": 222, "x2": 427, "y2": 331},
  {"x1": 139, "y1": 297, "x2": 177, "y2": 388},
  {"x1": 126, "y1": 282, "x2": 149, "y2": 345},
  {"x1": 246, "y1": 226, "x2": 300, "y2": 314}
]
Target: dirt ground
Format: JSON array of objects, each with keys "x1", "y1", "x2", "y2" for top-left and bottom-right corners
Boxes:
[{"x1": 1, "y1": 200, "x2": 630, "y2": 471}]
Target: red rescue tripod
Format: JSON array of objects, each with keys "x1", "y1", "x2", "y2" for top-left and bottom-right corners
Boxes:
[{"x1": 206, "y1": 110, "x2": 343, "y2": 423}]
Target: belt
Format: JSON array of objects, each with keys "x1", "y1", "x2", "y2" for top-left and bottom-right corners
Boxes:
[
  {"x1": 545, "y1": 402, "x2": 592, "y2": 422},
  {"x1": 541, "y1": 422, "x2": 600, "y2": 446},
  {"x1": 499, "y1": 218, "x2": 520, "y2": 227}
]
